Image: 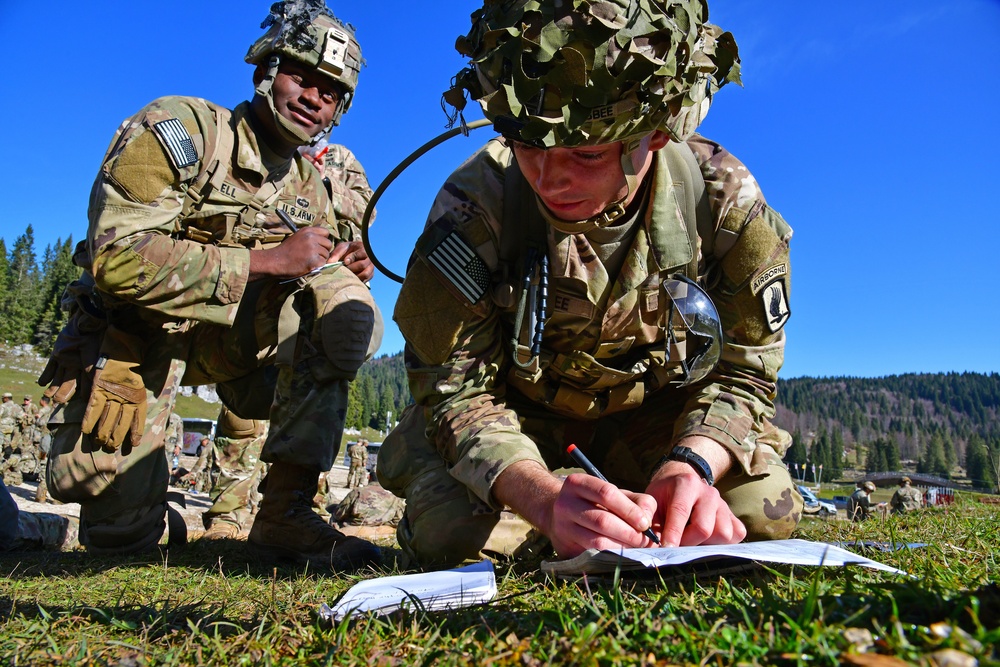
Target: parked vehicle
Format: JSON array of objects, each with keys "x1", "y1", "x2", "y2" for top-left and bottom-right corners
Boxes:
[
  {"x1": 797, "y1": 485, "x2": 837, "y2": 516},
  {"x1": 181, "y1": 418, "x2": 216, "y2": 456},
  {"x1": 831, "y1": 495, "x2": 850, "y2": 510}
]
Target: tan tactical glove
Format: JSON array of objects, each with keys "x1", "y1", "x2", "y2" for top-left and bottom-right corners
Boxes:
[
  {"x1": 38, "y1": 298, "x2": 106, "y2": 405},
  {"x1": 81, "y1": 325, "x2": 147, "y2": 452}
]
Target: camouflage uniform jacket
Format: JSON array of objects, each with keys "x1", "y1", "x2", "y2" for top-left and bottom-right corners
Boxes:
[
  {"x1": 890, "y1": 485, "x2": 923, "y2": 513},
  {"x1": 0, "y1": 402, "x2": 24, "y2": 436},
  {"x1": 333, "y1": 484, "x2": 405, "y2": 527},
  {"x1": 394, "y1": 136, "x2": 793, "y2": 508},
  {"x1": 848, "y1": 489, "x2": 875, "y2": 521},
  {"x1": 348, "y1": 442, "x2": 368, "y2": 467},
  {"x1": 87, "y1": 95, "x2": 347, "y2": 326},
  {"x1": 33, "y1": 404, "x2": 53, "y2": 442},
  {"x1": 321, "y1": 143, "x2": 375, "y2": 236}
]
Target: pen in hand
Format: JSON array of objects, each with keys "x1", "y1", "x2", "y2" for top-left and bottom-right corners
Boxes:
[{"x1": 566, "y1": 444, "x2": 661, "y2": 546}]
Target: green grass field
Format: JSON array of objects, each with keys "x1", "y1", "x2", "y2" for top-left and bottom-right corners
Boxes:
[{"x1": 2, "y1": 500, "x2": 997, "y2": 665}]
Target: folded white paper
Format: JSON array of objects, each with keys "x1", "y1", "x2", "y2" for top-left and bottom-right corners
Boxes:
[
  {"x1": 321, "y1": 560, "x2": 497, "y2": 621},
  {"x1": 541, "y1": 539, "x2": 907, "y2": 576}
]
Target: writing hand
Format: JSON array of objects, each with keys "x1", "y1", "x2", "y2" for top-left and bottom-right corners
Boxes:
[
  {"x1": 249, "y1": 226, "x2": 333, "y2": 281},
  {"x1": 545, "y1": 473, "x2": 658, "y2": 559},
  {"x1": 646, "y1": 461, "x2": 746, "y2": 547}
]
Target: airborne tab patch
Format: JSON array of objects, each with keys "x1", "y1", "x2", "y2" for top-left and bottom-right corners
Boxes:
[
  {"x1": 426, "y1": 231, "x2": 490, "y2": 304},
  {"x1": 152, "y1": 118, "x2": 197, "y2": 169}
]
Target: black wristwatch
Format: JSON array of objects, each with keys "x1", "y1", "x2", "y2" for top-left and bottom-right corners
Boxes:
[{"x1": 659, "y1": 446, "x2": 715, "y2": 487}]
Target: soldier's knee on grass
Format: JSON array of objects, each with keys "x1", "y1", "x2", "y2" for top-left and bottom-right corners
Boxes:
[
  {"x1": 80, "y1": 501, "x2": 167, "y2": 553},
  {"x1": 717, "y1": 459, "x2": 802, "y2": 540}
]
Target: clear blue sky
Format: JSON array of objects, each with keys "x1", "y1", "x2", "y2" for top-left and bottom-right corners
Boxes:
[{"x1": 2, "y1": 1, "x2": 997, "y2": 379}]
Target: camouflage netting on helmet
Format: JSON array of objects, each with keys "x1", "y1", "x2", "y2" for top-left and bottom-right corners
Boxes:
[
  {"x1": 443, "y1": 0, "x2": 740, "y2": 147},
  {"x1": 246, "y1": 0, "x2": 363, "y2": 96}
]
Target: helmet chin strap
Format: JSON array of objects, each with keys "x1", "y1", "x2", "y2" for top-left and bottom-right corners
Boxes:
[
  {"x1": 255, "y1": 55, "x2": 315, "y2": 147},
  {"x1": 535, "y1": 135, "x2": 644, "y2": 235}
]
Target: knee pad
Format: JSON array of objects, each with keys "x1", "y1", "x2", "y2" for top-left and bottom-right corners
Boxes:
[
  {"x1": 718, "y1": 454, "x2": 803, "y2": 541},
  {"x1": 311, "y1": 272, "x2": 383, "y2": 376}
]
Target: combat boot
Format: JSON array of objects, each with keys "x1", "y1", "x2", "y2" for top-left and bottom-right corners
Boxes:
[
  {"x1": 248, "y1": 463, "x2": 380, "y2": 570},
  {"x1": 201, "y1": 513, "x2": 243, "y2": 540}
]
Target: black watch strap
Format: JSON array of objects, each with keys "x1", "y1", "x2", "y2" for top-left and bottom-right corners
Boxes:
[{"x1": 661, "y1": 445, "x2": 715, "y2": 486}]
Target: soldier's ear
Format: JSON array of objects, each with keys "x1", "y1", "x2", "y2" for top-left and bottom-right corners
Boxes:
[
  {"x1": 252, "y1": 64, "x2": 267, "y2": 88},
  {"x1": 647, "y1": 130, "x2": 671, "y2": 152}
]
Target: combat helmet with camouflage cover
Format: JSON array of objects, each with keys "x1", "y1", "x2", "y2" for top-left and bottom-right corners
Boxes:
[
  {"x1": 246, "y1": 0, "x2": 363, "y2": 143},
  {"x1": 442, "y1": 0, "x2": 740, "y2": 230},
  {"x1": 443, "y1": 0, "x2": 740, "y2": 149}
]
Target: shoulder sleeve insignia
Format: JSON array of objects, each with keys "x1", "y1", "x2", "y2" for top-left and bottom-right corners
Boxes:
[
  {"x1": 425, "y1": 230, "x2": 490, "y2": 304},
  {"x1": 151, "y1": 118, "x2": 198, "y2": 169},
  {"x1": 760, "y1": 276, "x2": 791, "y2": 333}
]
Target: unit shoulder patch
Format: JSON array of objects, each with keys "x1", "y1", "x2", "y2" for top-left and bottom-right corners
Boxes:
[{"x1": 760, "y1": 277, "x2": 791, "y2": 333}]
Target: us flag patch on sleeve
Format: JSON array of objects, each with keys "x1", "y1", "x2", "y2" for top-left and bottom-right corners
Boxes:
[
  {"x1": 426, "y1": 231, "x2": 490, "y2": 304},
  {"x1": 152, "y1": 118, "x2": 198, "y2": 169}
]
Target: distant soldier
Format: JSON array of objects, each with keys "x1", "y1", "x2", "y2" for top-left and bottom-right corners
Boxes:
[
  {"x1": 33, "y1": 396, "x2": 54, "y2": 503},
  {"x1": 0, "y1": 393, "x2": 23, "y2": 449},
  {"x1": 18, "y1": 396, "x2": 39, "y2": 448},
  {"x1": 165, "y1": 412, "x2": 185, "y2": 456},
  {"x1": 332, "y1": 482, "x2": 404, "y2": 528},
  {"x1": 179, "y1": 438, "x2": 213, "y2": 493},
  {"x1": 346, "y1": 440, "x2": 368, "y2": 489},
  {"x1": 890, "y1": 477, "x2": 922, "y2": 514},
  {"x1": 848, "y1": 481, "x2": 883, "y2": 521}
]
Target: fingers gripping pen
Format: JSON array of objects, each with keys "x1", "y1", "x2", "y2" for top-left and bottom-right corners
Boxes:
[{"x1": 566, "y1": 444, "x2": 661, "y2": 545}]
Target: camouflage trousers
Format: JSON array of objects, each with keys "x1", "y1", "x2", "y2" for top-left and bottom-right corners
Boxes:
[
  {"x1": 202, "y1": 430, "x2": 267, "y2": 531},
  {"x1": 346, "y1": 461, "x2": 366, "y2": 489},
  {"x1": 379, "y1": 389, "x2": 801, "y2": 569},
  {"x1": 46, "y1": 266, "x2": 382, "y2": 553}
]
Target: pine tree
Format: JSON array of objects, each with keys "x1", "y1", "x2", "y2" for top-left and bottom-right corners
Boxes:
[
  {"x1": 918, "y1": 431, "x2": 951, "y2": 479},
  {"x1": 0, "y1": 226, "x2": 41, "y2": 344},
  {"x1": 377, "y1": 384, "x2": 395, "y2": 430},
  {"x1": 785, "y1": 429, "x2": 808, "y2": 466},
  {"x1": 829, "y1": 429, "x2": 844, "y2": 479},
  {"x1": 33, "y1": 237, "x2": 81, "y2": 354},
  {"x1": 965, "y1": 435, "x2": 996, "y2": 491}
]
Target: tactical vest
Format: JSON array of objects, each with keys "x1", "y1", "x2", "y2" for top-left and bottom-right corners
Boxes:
[
  {"x1": 99, "y1": 102, "x2": 327, "y2": 253},
  {"x1": 496, "y1": 140, "x2": 727, "y2": 420},
  {"x1": 178, "y1": 107, "x2": 302, "y2": 250}
]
